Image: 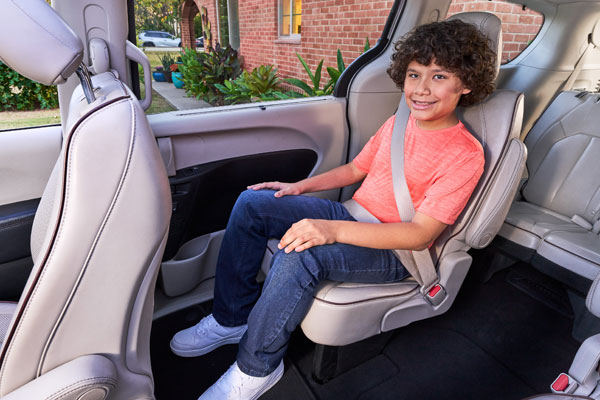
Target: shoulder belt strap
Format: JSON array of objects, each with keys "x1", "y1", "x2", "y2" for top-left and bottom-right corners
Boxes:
[
  {"x1": 391, "y1": 98, "x2": 439, "y2": 294},
  {"x1": 343, "y1": 98, "x2": 439, "y2": 295}
]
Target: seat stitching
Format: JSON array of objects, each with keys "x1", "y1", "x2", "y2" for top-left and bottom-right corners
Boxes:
[{"x1": 46, "y1": 377, "x2": 117, "y2": 400}]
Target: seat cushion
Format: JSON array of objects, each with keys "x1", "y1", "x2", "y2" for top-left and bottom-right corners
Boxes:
[
  {"x1": 537, "y1": 230, "x2": 600, "y2": 280},
  {"x1": 313, "y1": 280, "x2": 418, "y2": 304},
  {"x1": 500, "y1": 201, "x2": 587, "y2": 249}
]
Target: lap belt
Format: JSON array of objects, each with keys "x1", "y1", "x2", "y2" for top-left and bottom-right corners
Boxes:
[{"x1": 343, "y1": 98, "x2": 443, "y2": 305}]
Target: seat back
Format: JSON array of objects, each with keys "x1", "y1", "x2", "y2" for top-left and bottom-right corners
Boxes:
[
  {"x1": 0, "y1": 1, "x2": 171, "y2": 398},
  {"x1": 301, "y1": 12, "x2": 527, "y2": 346},
  {"x1": 521, "y1": 91, "x2": 600, "y2": 225},
  {"x1": 433, "y1": 90, "x2": 525, "y2": 257}
]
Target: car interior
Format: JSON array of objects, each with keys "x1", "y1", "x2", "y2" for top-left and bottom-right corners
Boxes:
[{"x1": 1, "y1": 0, "x2": 600, "y2": 399}]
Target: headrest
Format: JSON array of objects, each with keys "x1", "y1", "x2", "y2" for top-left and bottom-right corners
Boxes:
[
  {"x1": 0, "y1": 0, "x2": 84, "y2": 85},
  {"x1": 586, "y1": 272, "x2": 600, "y2": 318},
  {"x1": 447, "y1": 12, "x2": 502, "y2": 78}
]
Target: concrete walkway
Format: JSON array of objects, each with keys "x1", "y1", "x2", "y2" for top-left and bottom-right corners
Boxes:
[{"x1": 152, "y1": 81, "x2": 210, "y2": 110}]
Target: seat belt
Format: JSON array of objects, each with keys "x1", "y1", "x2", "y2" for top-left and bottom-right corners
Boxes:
[
  {"x1": 563, "y1": 37, "x2": 595, "y2": 91},
  {"x1": 389, "y1": 98, "x2": 442, "y2": 300},
  {"x1": 343, "y1": 97, "x2": 444, "y2": 306}
]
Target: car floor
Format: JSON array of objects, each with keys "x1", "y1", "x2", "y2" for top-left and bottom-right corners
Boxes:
[{"x1": 150, "y1": 248, "x2": 585, "y2": 400}]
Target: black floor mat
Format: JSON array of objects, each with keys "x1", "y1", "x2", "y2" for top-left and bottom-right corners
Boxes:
[
  {"x1": 507, "y1": 264, "x2": 574, "y2": 317},
  {"x1": 151, "y1": 263, "x2": 581, "y2": 399},
  {"x1": 150, "y1": 303, "x2": 315, "y2": 400}
]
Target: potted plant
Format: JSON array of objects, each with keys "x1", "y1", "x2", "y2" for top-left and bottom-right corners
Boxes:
[
  {"x1": 159, "y1": 53, "x2": 175, "y2": 83},
  {"x1": 171, "y1": 63, "x2": 184, "y2": 88},
  {"x1": 152, "y1": 66, "x2": 166, "y2": 82}
]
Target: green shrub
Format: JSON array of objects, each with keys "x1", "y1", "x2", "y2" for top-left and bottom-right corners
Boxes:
[
  {"x1": 158, "y1": 53, "x2": 176, "y2": 71},
  {"x1": 216, "y1": 65, "x2": 301, "y2": 105},
  {"x1": 287, "y1": 39, "x2": 371, "y2": 98},
  {"x1": 286, "y1": 54, "x2": 327, "y2": 97},
  {"x1": 0, "y1": 63, "x2": 58, "y2": 111},
  {"x1": 179, "y1": 44, "x2": 242, "y2": 105},
  {"x1": 179, "y1": 48, "x2": 209, "y2": 99}
]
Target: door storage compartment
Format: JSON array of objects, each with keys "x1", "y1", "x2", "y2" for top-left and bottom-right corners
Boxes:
[{"x1": 160, "y1": 230, "x2": 224, "y2": 297}]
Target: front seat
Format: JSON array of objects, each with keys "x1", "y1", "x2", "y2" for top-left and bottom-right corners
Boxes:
[
  {"x1": 0, "y1": 0, "x2": 171, "y2": 399},
  {"x1": 300, "y1": 11, "x2": 527, "y2": 360}
]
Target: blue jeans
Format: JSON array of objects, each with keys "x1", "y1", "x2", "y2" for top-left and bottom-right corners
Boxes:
[{"x1": 212, "y1": 189, "x2": 408, "y2": 377}]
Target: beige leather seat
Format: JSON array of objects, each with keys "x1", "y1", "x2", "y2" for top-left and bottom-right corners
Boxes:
[
  {"x1": 298, "y1": 12, "x2": 527, "y2": 348},
  {"x1": 0, "y1": 0, "x2": 171, "y2": 399},
  {"x1": 525, "y1": 272, "x2": 600, "y2": 400},
  {"x1": 499, "y1": 91, "x2": 600, "y2": 281}
]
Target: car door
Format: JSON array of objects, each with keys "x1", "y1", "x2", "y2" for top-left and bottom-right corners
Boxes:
[{"x1": 0, "y1": 125, "x2": 61, "y2": 301}]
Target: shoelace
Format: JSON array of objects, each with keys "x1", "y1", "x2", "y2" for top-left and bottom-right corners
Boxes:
[{"x1": 195, "y1": 315, "x2": 216, "y2": 336}]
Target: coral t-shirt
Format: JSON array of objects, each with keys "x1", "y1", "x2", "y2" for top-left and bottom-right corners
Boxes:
[{"x1": 352, "y1": 114, "x2": 484, "y2": 225}]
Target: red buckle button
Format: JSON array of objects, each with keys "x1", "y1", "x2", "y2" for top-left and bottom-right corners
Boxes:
[
  {"x1": 552, "y1": 373, "x2": 570, "y2": 392},
  {"x1": 428, "y1": 284, "x2": 442, "y2": 297}
]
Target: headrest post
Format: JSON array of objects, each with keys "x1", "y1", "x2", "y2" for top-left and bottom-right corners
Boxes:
[{"x1": 76, "y1": 63, "x2": 96, "y2": 104}]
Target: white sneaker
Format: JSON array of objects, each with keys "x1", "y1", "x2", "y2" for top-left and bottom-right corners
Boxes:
[
  {"x1": 170, "y1": 314, "x2": 248, "y2": 357},
  {"x1": 198, "y1": 361, "x2": 284, "y2": 400}
]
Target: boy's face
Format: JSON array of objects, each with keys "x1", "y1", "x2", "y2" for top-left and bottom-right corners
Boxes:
[{"x1": 403, "y1": 59, "x2": 471, "y2": 130}]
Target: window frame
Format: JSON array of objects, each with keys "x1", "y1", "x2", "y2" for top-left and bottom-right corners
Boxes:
[{"x1": 278, "y1": 0, "x2": 301, "y2": 39}]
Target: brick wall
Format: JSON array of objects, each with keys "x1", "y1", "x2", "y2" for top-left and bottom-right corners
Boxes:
[
  {"x1": 237, "y1": 0, "x2": 394, "y2": 83},
  {"x1": 185, "y1": 0, "x2": 543, "y2": 83},
  {"x1": 181, "y1": 0, "x2": 219, "y2": 49},
  {"x1": 447, "y1": 0, "x2": 543, "y2": 62}
]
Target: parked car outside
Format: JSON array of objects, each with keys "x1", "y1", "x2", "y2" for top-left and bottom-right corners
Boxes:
[
  {"x1": 138, "y1": 30, "x2": 181, "y2": 47},
  {"x1": 196, "y1": 36, "x2": 204, "y2": 48}
]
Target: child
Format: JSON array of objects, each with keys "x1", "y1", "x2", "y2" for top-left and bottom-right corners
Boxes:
[{"x1": 171, "y1": 18, "x2": 497, "y2": 400}]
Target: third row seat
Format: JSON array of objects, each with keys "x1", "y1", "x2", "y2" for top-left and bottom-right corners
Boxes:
[{"x1": 499, "y1": 90, "x2": 600, "y2": 286}]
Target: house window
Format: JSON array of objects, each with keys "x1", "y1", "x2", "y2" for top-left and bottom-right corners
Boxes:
[{"x1": 280, "y1": 0, "x2": 301, "y2": 37}]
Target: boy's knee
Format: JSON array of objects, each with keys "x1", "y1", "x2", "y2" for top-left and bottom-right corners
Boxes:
[
  {"x1": 235, "y1": 189, "x2": 276, "y2": 212},
  {"x1": 269, "y1": 250, "x2": 321, "y2": 284},
  {"x1": 239, "y1": 188, "x2": 277, "y2": 203}
]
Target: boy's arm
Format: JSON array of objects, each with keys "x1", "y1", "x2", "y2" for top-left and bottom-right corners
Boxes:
[
  {"x1": 248, "y1": 162, "x2": 366, "y2": 197},
  {"x1": 278, "y1": 212, "x2": 448, "y2": 253}
]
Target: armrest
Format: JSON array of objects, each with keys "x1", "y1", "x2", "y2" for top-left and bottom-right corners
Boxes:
[{"x1": 1, "y1": 355, "x2": 116, "y2": 400}]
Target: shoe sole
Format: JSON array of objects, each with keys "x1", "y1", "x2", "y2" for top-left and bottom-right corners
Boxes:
[
  {"x1": 249, "y1": 361, "x2": 284, "y2": 400},
  {"x1": 170, "y1": 335, "x2": 243, "y2": 357}
]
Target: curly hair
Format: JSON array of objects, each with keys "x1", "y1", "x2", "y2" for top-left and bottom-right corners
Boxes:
[{"x1": 387, "y1": 19, "x2": 497, "y2": 107}]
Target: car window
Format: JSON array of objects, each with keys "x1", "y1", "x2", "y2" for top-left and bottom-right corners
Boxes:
[
  {"x1": 447, "y1": 0, "x2": 543, "y2": 64},
  {"x1": 0, "y1": 61, "x2": 61, "y2": 131},
  {"x1": 134, "y1": 0, "x2": 391, "y2": 114}
]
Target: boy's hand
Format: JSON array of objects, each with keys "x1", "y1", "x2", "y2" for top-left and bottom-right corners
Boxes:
[
  {"x1": 247, "y1": 181, "x2": 303, "y2": 197},
  {"x1": 279, "y1": 219, "x2": 338, "y2": 253}
]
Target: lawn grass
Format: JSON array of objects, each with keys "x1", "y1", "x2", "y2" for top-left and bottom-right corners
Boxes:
[
  {"x1": 0, "y1": 85, "x2": 175, "y2": 130},
  {"x1": 142, "y1": 83, "x2": 177, "y2": 114},
  {"x1": 0, "y1": 109, "x2": 60, "y2": 130}
]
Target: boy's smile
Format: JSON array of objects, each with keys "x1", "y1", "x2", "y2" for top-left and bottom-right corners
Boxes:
[{"x1": 403, "y1": 60, "x2": 471, "y2": 130}]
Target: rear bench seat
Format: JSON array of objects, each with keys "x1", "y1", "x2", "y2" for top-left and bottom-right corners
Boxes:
[{"x1": 499, "y1": 90, "x2": 600, "y2": 282}]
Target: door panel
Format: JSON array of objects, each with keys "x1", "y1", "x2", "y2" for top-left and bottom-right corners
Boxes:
[
  {"x1": 0, "y1": 125, "x2": 61, "y2": 300},
  {"x1": 0, "y1": 199, "x2": 40, "y2": 300},
  {"x1": 148, "y1": 97, "x2": 348, "y2": 304},
  {"x1": 149, "y1": 97, "x2": 348, "y2": 184},
  {"x1": 0, "y1": 125, "x2": 61, "y2": 206},
  {"x1": 164, "y1": 149, "x2": 317, "y2": 260}
]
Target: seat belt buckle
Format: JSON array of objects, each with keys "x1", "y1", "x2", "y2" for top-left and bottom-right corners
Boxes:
[
  {"x1": 551, "y1": 373, "x2": 578, "y2": 394},
  {"x1": 425, "y1": 283, "x2": 446, "y2": 306}
]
